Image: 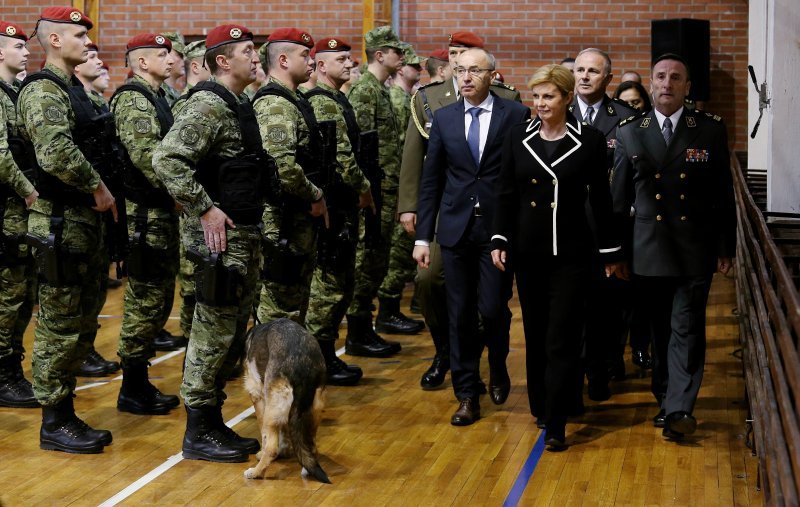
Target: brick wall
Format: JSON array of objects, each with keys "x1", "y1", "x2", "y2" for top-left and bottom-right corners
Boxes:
[{"x1": 6, "y1": 0, "x2": 748, "y2": 149}]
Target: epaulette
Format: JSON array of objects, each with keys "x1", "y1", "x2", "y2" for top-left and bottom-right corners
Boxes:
[
  {"x1": 611, "y1": 97, "x2": 634, "y2": 108},
  {"x1": 491, "y1": 82, "x2": 516, "y2": 92},
  {"x1": 618, "y1": 110, "x2": 647, "y2": 127},
  {"x1": 704, "y1": 111, "x2": 722, "y2": 122},
  {"x1": 418, "y1": 80, "x2": 446, "y2": 90}
]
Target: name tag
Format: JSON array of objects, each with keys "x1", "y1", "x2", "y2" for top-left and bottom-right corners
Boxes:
[{"x1": 686, "y1": 149, "x2": 709, "y2": 162}]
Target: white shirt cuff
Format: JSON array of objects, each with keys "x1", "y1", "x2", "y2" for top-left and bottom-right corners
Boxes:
[
  {"x1": 491, "y1": 235, "x2": 508, "y2": 243},
  {"x1": 415, "y1": 240, "x2": 430, "y2": 247},
  {"x1": 598, "y1": 246, "x2": 622, "y2": 253}
]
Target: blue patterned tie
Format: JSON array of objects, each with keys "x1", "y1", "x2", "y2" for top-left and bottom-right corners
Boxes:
[
  {"x1": 468, "y1": 107, "x2": 483, "y2": 166},
  {"x1": 662, "y1": 117, "x2": 673, "y2": 145}
]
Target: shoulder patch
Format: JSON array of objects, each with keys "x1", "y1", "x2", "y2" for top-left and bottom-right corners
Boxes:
[
  {"x1": 134, "y1": 117, "x2": 151, "y2": 134},
  {"x1": 43, "y1": 104, "x2": 64, "y2": 123},
  {"x1": 322, "y1": 102, "x2": 339, "y2": 115},
  {"x1": 135, "y1": 96, "x2": 150, "y2": 112},
  {"x1": 179, "y1": 124, "x2": 201, "y2": 144},
  {"x1": 356, "y1": 109, "x2": 371, "y2": 129},
  {"x1": 266, "y1": 125, "x2": 288, "y2": 144}
]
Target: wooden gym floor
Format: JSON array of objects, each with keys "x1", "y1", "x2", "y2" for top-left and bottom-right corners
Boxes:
[{"x1": 0, "y1": 272, "x2": 761, "y2": 506}]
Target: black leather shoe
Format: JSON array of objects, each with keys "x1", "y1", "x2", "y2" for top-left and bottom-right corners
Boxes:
[
  {"x1": 545, "y1": 435, "x2": 568, "y2": 451},
  {"x1": 153, "y1": 329, "x2": 188, "y2": 351},
  {"x1": 587, "y1": 380, "x2": 611, "y2": 402},
  {"x1": 451, "y1": 398, "x2": 480, "y2": 426},
  {"x1": 489, "y1": 367, "x2": 511, "y2": 405},
  {"x1": 632, "y1": 350, "x2": 653, "y2": 370},
  {"x1": 420, "y1": 355, "x2": 449, "y2": 390},
  {"x1": 370, "y1": 331, "x2": 402, "y2": 354},
  {"x1": 666, "y1": 411, "x2": 697, "y2": 435},
  {"x1": 345, "y1": 337, "x2": 395, "y2": 358},
  {"x1": 210, "y1": 407, "x2": 260, "y2": 455},
  {"x1": 653, "y1": 409, "x2": 666, "y2": 428},
  {"x1": 535, "y1": 418, "x2": 547, "y2": 429},
  {"x1": 77, "y1": 349, "x2": 120, "y2": 377},
  {"x1": 477, "y1": 381, "x2": 487, "y2": 395},
  {"x1": 345, "y1": 315, "x2": 397, "y2": 357},
  {"x1": 326, "y1": 357, "x2": 362, "y2": 386},
  {"x1": 662, "y1": 426, "x2": 684, "y2": 440},
  {"x1": 40, "y1": 399, "x2": 107, "y2": 453}
]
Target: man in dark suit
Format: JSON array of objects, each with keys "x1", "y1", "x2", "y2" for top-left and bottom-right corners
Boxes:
[
  {"x1": 413, "y1": 48, "x2": 530, "y2": 426},
  {"x1": 611, "y1": 53, "x2": 735, "y2": 439},
  {"x1": 570, "y1": 48, "x2": 638, "y2": 401}
]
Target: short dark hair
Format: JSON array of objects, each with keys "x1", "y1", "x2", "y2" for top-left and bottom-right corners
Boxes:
[
  {"x1": 365, "y1": 46, "x2": 395, "y2": 64},
  {"x1": 613, "y1": 80, "x2": 652, "y2": 112},
  {"x1": 205, "y1": 44, "x2": 236, "y2": 74},
  {"x1": 652, "y1": 53, "x2": 691, "y2": 80},
  {"x1": 426, "y1": 57, "x2": 447, "y2": 77},
  {"x1": 560, "y1": 57, "x2": 575, "y2": 65}
]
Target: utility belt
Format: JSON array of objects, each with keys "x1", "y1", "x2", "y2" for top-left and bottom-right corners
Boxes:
[
  {"x1": 185, "y1": 248, "x2": 243, "y2": 307},
  {"x1": 316, "y1": 207, "x2": 357, "y2": 274},
  {"x1": 25, "y1": 213, "x2": 85, "y2": 287},
  {"x1": 124, "y1": 165, "x2": 174, "y2": 209},
  {"x1": 261, "y1": 236, "x2": 308, "y2": 285}
]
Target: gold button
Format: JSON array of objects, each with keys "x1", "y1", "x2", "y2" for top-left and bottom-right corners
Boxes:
[
  {"x1": 656, "y1": 215, "x2": 663, "y2": 221},
  {"x1": 531, "y1": 178, "x2": 537, "y2": 184},
  {"x1": 680, "y1": 173, "x2": 686, "y2": 179},
  {"x1": 680, "y1": 194, "x2": 686, "y2": 200},
  {"x1": 681, "y1": 215, "x2": 687, "y2": 221},
  {"x1": 655, "y1": 193, "x2": 662, "y2": 200},
  {"x1": 552, "y1": 179, "x2": 557, "y2": 185},
  {"x1": 551, "y1": 202, "x2": 556, "y2": 209},
  {"x1": 530, "y1": 201, "x2": 536, "y2": 208},
  {"x1": 655, "y1": 173, "x2": 661, "y2": 179}
]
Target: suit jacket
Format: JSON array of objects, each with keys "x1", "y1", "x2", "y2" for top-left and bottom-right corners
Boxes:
[
  {"x1": 569, "y1": 95, "x2": 636, "y2": 169},
  {"x1": 492, "y1": 114, "x2": 621, "y2": 260},
  {"x1": 397, "y1": 79, "x2": 524, "y2": 214},
  {"x1": 416, "y1": 93, "x2": 530, "y2": 248},
  {"x1": 610, "y1": 108, "x2": 735, "y2": 277}
]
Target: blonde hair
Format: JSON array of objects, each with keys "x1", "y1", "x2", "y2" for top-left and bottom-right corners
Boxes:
[{"x1": 527, "y1": 64, "x2": 575, "y2": 97}]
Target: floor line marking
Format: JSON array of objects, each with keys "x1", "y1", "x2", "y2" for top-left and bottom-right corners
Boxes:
[{"x1": 503, "y1": 431, "x2": 546, "y2": 507}]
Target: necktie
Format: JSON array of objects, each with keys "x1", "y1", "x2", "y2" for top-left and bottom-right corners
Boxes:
[
  {"x1": 584, "y1": 106, "x2": 594, "y2": 125},
  {"x1": 662, "y1": 117, "x2": 673, "y2": 145},
  {"x1": 467, "y1": 107, "x2": 483, "y2": 166}
]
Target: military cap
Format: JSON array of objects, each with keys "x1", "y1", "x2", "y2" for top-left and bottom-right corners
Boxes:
[
  {"x1": 492, "y1": 70, "x2": 505, "y2": 83},
  {"x1": 268, "y1": 28, "x2": 314, "y2": 48},
  {"x1": 400, "y1": 43, "x2": 424, "y2": 66},
  {"x1": 448, "y1": 31, "x2": 484, "y2": 48},
  {"x1": 87, "y1": 42, "x2": 99, "y2": 52},
  {"x1": 313, "y1": 37, "x2": 351, "y2": 55},
  {"x1": 161, "y1": 31, "x2": 185, "y2": 55},
  {"x1": 206, "y1": 24, "x2": 254, "y2": 52},
  {"x1": 429, "y1": 48, "x2": 449, "y2": 61},
  {"x1": 183, "y1": 39, "x2": 206, "y2": 60},
  {"x1": 0, "y1": 21, "x2": 28, "y2": 41},
  {"x1": 38, "y1": 6, "x2": 93, "y2": 29},
  {"x1": 364, "y1": 25, "x2": 402, "y2": 50},
  {"x1": 126, "y1": 33, "x2": 172, "y2": 54},
  {"x1": 101, "y1": 63, "x2": 109, "y2": 71}
]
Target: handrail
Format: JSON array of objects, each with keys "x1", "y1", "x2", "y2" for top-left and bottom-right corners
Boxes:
[{"x1": 731, "y1": 152, "x2": 800, "y2": 505}]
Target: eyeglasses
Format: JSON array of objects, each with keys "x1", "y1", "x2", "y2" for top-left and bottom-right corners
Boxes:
[{"x1": 455, "y1": 67, "x2": 492, "y2": 77}]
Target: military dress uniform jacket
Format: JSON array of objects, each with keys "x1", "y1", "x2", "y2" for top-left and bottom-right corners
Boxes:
[
  {"x1": 492, "y1": 114, "x2": 621, "y2": 261},
  {"x1": 610, "y1": 108, "x2": 735, "y2": 277},
  {"x1": 569, "y1": 95, "x2": 636, "y2": 170},
  {"x1": 398, "y1": 78, "x2": 522, "y2": 214}
]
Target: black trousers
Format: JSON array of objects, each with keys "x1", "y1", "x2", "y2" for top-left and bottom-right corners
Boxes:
[
  {"x1": 636, "y1": 274, "x2": 713, "y2": 414},
  {"x1": 583, "y1": 266, "x2": 631, "y2": 381},
  {"x1": 515, "y1": 255, "x2": 590, "y2": 433},
  {"x1": 440, "y1": 214, "x2": 513, "y2": 401}
]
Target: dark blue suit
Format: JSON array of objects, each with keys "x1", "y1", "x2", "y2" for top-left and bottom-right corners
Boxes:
[{"x1": 416, "y1": 93, "x2": 530, "y2": 400}]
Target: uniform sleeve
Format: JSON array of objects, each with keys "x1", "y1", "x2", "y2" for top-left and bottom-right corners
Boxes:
[
  {"x1": 0, "y1": 102, "x2": 34, "y2": 198},
  {"x1": 254, "y1": 95, "x2": 319, "y2": 202},
  {"x1": 152, "y1": 95, "x2": 217, "y2": 217},
  {"x1": 415, "y1": 113, "x2": 448, "y2": 243},
  {"x1": 111, "y1": 91, "x2": 165, "y2": 189},
  {"x1": 347, "y1": 84, "x2": 377, "y2": 133},
  {"x1": 397, "y1": 93, "x2": 427, "y2": 214},
  {"x1": 587, "y1": 131, "x2": 622, "y2": 261},
  {"x1": 610, "y1": 126, "x2": 635, "y2": 260},
  {"x1": 18, "y1": 81, "x2": 100, "y2": 193}
]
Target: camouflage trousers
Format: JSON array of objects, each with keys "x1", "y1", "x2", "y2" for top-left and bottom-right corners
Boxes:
[
  {"x1": 305, "y1": 209, "x2": 359, "y2": 343},
  {"x1": 377, "y1": 219, "x2": 417, "y2": 300},
  {"x1": 117, "y1": 206, "x2": 180, "y2": 365},
  {"x1": 29, "y1": 208, "x2": 106, "y2": 406},
  {"x1": 181, "y1": 219, "x2": 262, "y2": 408},
  {"x1": 0, "y1": 198, "x2": 36, "y2": 359},
  {"x1": 257, "y1": 204, "x2": 319, "y2": 325},
  {"x1": 347, "y1": 190, "x2": 397, "y2": 317},
  {"x1": 177, "y1": 214, "x2": 195, "y2": 339}
]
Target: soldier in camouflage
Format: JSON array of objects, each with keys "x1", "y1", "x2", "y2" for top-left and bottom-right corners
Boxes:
[
  {"x1": 344, "y1": 25, "x2": 405, "y2": 357},
  {"x1": 153, "y1": 24, "x2": 262, "y2": 464},
  {"x1": 160, "y1": 31, "x2": 185, "y2": 106},
  {"x1": 110, "y1": 33, "x2": 182, "y2": 416},
  {"x1": 377, "y1": 42, "x2": 424, "y2": 335},
  {"x1": 303, "y1": 37, "x2": 375, "y2": 386},
  {"x1": 19, "y1": 7, "x2": 117, "y2": 453},
  {"x1": 0, "y1": 21, "x2": 39, "y2": 409},
  {"x1": 253, "y1": 28, "x2": 328, "y2": 325}
]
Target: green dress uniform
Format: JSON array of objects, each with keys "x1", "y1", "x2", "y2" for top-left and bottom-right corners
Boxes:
[
  {"x1": 111, "y1": 75, "x2": 180, "y2": 367},
  {"x1": 152, "y1": 77, "x2": 263, "y2": 409},
  {"x1": 253, "y1": 77, "x2": 323, "y2": 324}
]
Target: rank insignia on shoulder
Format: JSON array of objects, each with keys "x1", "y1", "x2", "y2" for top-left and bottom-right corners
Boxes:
[
  {"x1": 704, "y1": 112, "x2": 722, "y2": 122},
  {"x1": 686, "y1": 116, "x2": 696, "y2": 128},
  {"x1": 685, "y1": 148, "x2": 709, "y2": 162},
  {"x1": 618, "y1": 115, "x2": 636, "y2": 126},
  {"x1": 607, "y1": 105, "x2": 615, "y2": 115},
  {"x1": 444, "y1": 91, "x2": 452, "y2": 97},
  {"x1": 607, "y1": 138, "x2": 617, "y2": 149},
  {"x1": 640, "y1": 117, "x2": 651, "y2": 128}
]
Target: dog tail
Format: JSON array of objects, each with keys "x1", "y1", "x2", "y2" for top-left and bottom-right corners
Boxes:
[{"x1": 290, "y1": 389, "x2": 330, "y2": 484}]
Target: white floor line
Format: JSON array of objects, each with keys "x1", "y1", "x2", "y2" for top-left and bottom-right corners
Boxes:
[
  {"x1": 98, "y1": 347, "x2": 346, "y2": 506},
  {"x1": 74, "y1": 348, "x2": 185, "y2": 392}
]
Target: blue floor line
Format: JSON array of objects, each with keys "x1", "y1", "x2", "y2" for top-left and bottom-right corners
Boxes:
[{"x1": 503, "y1": 431, "x2": 546, "y2": 506}]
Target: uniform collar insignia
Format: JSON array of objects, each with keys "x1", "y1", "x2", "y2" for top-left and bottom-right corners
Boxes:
[
  {"x1": 686, "y1": 115, "x2": 696, "y2": 128},
  {"x1": 607, "y1": 104, "x2": 615, "y2": 116},
  {"x1": 640, "y1": 117, "x2": 651, "y2": 128}
]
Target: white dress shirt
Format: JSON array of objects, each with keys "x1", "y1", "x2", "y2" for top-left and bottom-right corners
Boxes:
[
  {"x1": 463, "y1": 93, "x2": 494, "y2": 163},
  {"x1": 653, "y1": 106, "x2": 684, "y2": 132},
  {"x1": 576, "y1": 96, "x2": 604, "y2": 122}
]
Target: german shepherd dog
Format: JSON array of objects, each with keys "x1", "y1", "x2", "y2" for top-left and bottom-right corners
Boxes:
[{"x1": 242, "y1": 318, "x2": 330, "y2": 483}]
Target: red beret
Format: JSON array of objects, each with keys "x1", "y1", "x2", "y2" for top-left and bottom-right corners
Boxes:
[
  {"x1": 126, "y1": 33, "x2": 172, "y2": 53},
  {"x1": 206, "y1": 24, "x2": 253, "y2": 52},
  {"x1": 39, "y1": 6, "x2": 93, "y2": 29},
  {"x1": 429, "y1": 48, "x2": 449, "y2": 61},
  {"x1": 87, "y1": 42, "x2": 99, "y2": 52},
  {"x1": 0, "y1": 21, "x2": 28, "y2": 41},
  {"x1": 101, "y1": 63, "x2": 109, "y2": 71},
  {"x1": 448, "y1": 31, "x2": 484, "y2": 49},
  {"x1": 312, "y1": 37, "x2": 351, "y2": 56},
  {"x1": 268, "y1": 28, "x2": 314, "y2": 49},
  {"x1": 493, "y1": 71, "x2": 505, "y2": 83}
]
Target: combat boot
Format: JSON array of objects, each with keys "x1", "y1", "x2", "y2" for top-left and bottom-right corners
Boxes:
[
  {"x1": 117, "y1": 362, "x2": 180, "y2": 415},
  {"x1": 40, "y1": 397, "x2": 105, "y2": 454},
  {"x1": 319, "y1": 340, "x2": 362, "y2": 386},
  {"x1": 345, "y1": 314, "x2": 395, "y2": 357},
  {"x1": 420, "y1": 330, "x2": 450, "y2": 390},
  {"x1": 77, "y1": 348, "x2": 120, "y2": 377},
  {"x1": 375, "y1": 297, "x2": 425, "y2": 335},
  {"x1": 0, "y1": 353, "x2": 39, "y2": 408},
  {"x1": 62, "y1": 395, "x2": 113, "y2": 445},
  {"x1": 182, "y1": 405, "x2": 248, "y2": 463},
  {"x1": 153, "y1": 329, "x2": 188, "y2": 351},
  {"x1": 212, "y1": 402, "x2": 260, "y2": 454}
]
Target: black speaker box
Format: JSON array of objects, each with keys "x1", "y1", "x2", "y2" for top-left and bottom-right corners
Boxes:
[{"x1": 651, "y1": 19, "x2": 710, "y2": 101}]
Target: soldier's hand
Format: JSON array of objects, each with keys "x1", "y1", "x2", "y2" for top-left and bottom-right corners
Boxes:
[
  {"x1": 310, "y1": 197, "x2": 329, "y2": 229},
  {"x1": 400, "y1": 212, "x2": 417, "y2": 235},
  {"x1": 24, "y1": 189, "x2": 39, "y2": 209},
  {"x1": 605, "y1": 261, "x2": 630, "y2": 281},
  {"x1": 491, "y1": 249, "x2": 506, "y2": 272},
  {"x1": 201, "y1": 205, "x2": 235, "y2": 253},
  {"x1": 413, "y1": 244, "x2": 430, "y2": 269},
  {"x1": 358, "y1": 189, "x2": 375, "y2": 214},
  {"x1": 717, "y1": 257, "x2": 733, "y2": 275},
  {"x1": 92, "y1": 180, "x2": 118, "y2": 223}
]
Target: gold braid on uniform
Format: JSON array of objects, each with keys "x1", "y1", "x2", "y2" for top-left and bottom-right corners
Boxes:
[{"x1": 409, "y1": 89, "x2": 429, "y2": 140}]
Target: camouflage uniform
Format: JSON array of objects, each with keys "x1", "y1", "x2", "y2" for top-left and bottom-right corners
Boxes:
[
  {"x1": 161, "y1": 32, "x2": 185, "y2": 107},
  {"x1": 254, "y1": 77, "x2": 322, "y2": 324},
  {"x1": 111, "y1": 75, "x2": 179, "y2": 365},
  {"x1": 153, "y1": 77, "x2": 262, "y2": 408},
  {"x1": 346, "y1": 68, "x2": 402, "y2": 319},
  {"x1": 0, "y1": 77, "x2": 36, "y2": 364},
  {"x1": 18, "y1": 64, "x2": 108, "y2": 406},
  {"x1": 304, "y1": 82, "x2": 370, "y2": 343}
]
